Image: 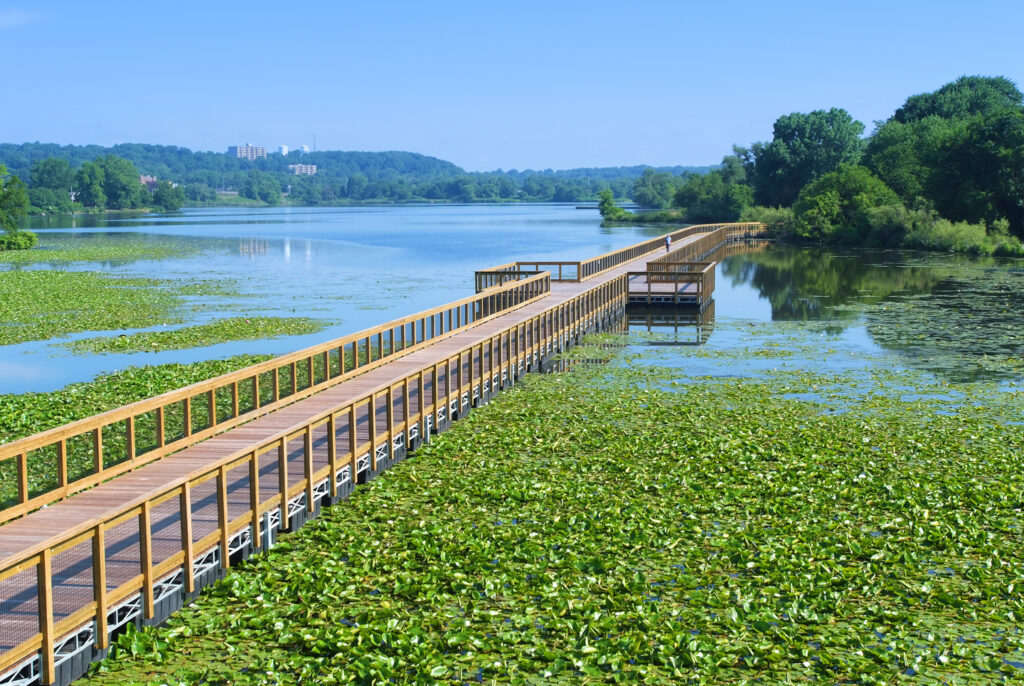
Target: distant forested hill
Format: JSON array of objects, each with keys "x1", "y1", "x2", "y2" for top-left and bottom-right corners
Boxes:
[
  {"x1": 0, "y1": 142, "x2": 713, "y2": 205},
  {"x1": 495, "y1": 165, "x2": 716, "y2": 180}
]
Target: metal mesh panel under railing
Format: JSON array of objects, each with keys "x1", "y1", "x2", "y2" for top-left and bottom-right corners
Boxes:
[
  {"x1": 51, "y1": 540, "x2": 94, "y2": 622},
  {"x1": 224, "y1": 463, "x2": 252, "y2": 525},
  {"x1": 189, "y1": 478, "x2": 219, "y2": 545},
  {"x1": 311, "y1": 424, "x2": 331, "y2": 476},
  {"x1": 0, "y1": 566, "x2": 39, "y2": 654},
  {"x1": 105, "y1": 516, "x2": 142, "y2": 592},
  {"x1": 150, "y1": 497, "x2": 183, "y2": 569}
]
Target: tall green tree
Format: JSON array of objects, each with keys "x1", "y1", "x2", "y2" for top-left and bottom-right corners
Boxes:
[
  {"x1": 930, "y1": 108, "x2": 1024, "y2": 235},
  {"x1": 597, "y1": 188, "x2": 629, "y2": 221},
  {"x1": 96, "y1": 155, "x2": 144, "y2": 209},
  {"x1": 152, "y1": 180, "x2": 186, "y2": 211},
  {"x1": 893, "y1": 75, "x2": 1023, "y2": 123},
  {"x1": 673, "y1": 171, "x2": 752, "y2": 222},
  {"x1": 73, "y1": 162, "x2": 106, "y2": 209},
  {"x1": 864, "y1": 75, "x2": 1024, "y2": 237},
  {"x1": 29, "y1": 158, "x2": 74, "y2": 191},
  {"x1": 746, "y1": 108, "x2": 866, "y2": 207},
  {"x1": 241, "y1": 170, "x2": 281, "y2": 205},
  {"x1": 0, "y1": 164, "x2": 36, "y2": 249},
  {"x1": 632, "y1": 168, "x2": 681, "y2": 208}
]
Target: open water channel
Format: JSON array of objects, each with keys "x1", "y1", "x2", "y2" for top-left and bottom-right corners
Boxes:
[{"x1": 3, "y1": 204, "x2": 1024, "y2": 395}]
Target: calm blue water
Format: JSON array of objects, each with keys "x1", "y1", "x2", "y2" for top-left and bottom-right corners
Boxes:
[
  {"x1": 6, "y1": 207, "x2": 1022, "y2": 395},
  {"x1": 3, "y1": 205, "x2": 672, "y2": 393}
]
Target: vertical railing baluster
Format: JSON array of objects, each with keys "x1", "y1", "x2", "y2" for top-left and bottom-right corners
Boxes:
[
  {"x1": 327, "y1": 414, "x2": 338, "y2": 499},
  {"x1": 304, "y1": 426, "x2": 314, "y2": 513},
  {"x1": 181, "y1": 484, "x2": 194, "y2": 593},
  {"x1": 348, "y1": 404, "x2": 358, "y2": 481},
  {"x1": 16, "y1": 452, "x2": 28, "y2": 506},
  {"x1": 250, "y1": 452, "x2": 261, "y2": 550},
  {"x1": 38, "y1": 550, "x2": 55, "y2": 685},
  {"x1": 278, "y1": 438, "x2": 289, "y2": 530},
  {"x1": 93, "y1": 524, "x2": 108, "y2": 649},
  {"x1": 141, "y1": 501, "x2": 154, "y2": 618}
]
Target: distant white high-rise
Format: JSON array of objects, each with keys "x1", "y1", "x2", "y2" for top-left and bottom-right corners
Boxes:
[
  {"x1": 227, "y1": 143, "x2": 267, "y2": 160},
  {"x1": 279, "y1": 145, "x2": 289, "y2": 156},
  {"x1": 299, "y1": 144, "x2": 311, "y2": 154}
]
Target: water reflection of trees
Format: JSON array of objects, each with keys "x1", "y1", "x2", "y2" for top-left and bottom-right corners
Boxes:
[
  {"x1": 719, "y1": 248, "x2": 947, "y2": 321},
  {"x1": 721, "y1": 246, "x2": 1024, "y2": 382},
  {"x1": 862, "y1": 267, "x2": 1024, "y2": 382}
]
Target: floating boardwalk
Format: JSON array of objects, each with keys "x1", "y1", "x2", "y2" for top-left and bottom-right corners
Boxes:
[{"x1": 0, "y1": 222, "x2": 764, "y2": 686}]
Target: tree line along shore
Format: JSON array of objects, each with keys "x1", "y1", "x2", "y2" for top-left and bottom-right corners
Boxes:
[{"x1": 599, "y1": 76, "x2": 1024, "y2": 257}]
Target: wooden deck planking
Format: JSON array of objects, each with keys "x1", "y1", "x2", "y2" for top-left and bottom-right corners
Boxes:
[{"x1": 0, "y1": 227, "x2": 743, "y2": 680}]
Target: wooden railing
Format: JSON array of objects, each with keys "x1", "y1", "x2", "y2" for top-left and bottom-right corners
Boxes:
[
  {"x1": 628, "y1": 262, "x2": 716, "y2": 304},
  {"x1": 474, "y1": 223, "x2": 765, "y2": 291},
  {"x1": 0, "y1": 220, "x2": 768, "y2": 685},
  {"x1": 510, "y1": 262, "x2": 580, "y2": 283},
  {"x1": 0, "y1": 277, "x2": 628, "y2": 684},
  {"x1": 0, "y1": 273, "x2": 551, "y2": 527},
  {"x1": 474, "y1": 270, "x2": 543, "y2": 292}
]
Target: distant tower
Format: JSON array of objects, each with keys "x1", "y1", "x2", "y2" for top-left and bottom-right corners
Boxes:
[{"x1": 279, "y1": 145, "x2": 289, "y2": 156}]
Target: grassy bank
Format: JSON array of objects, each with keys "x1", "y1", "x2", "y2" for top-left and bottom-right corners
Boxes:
[{"x1": 80, "y1": 337, "x2": 1023, "y2": 684}]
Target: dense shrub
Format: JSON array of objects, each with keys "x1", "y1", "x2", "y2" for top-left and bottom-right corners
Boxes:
[
  {"x1": 792, "y1": 166, "x2": 901, "y2": 244},
  {"x1": 0, "y1": 231, "x2": 38, "y2": 250},
  {"x1": 739, "y1": 205, "x2": 796, "y2": 238}
]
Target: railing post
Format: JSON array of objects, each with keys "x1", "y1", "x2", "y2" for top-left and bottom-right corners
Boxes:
[
  {"x1": 181, "y1": 483, "x2": 194, "y2": 593},
  {"x1": 386, "y1": 386, "x2": 395, "y2": 462},
  {"x1": 369, "y1": 395, "x2": 378, "y2": 471},
  {"x1": 304, "y1": 426, "x2": 314, "y2": 513},
  {"x1": 278, "y1": 438, "x2": 289, "y2": 527},
  {"x1": 16, "y1": 452, "x2": 28, "y2": 507},
  {"x1": 93, "y1": 524, "x2": 108, "y2": 649},
  {"x1": 141, "y1": 500, "x2": 155, "y2": 616},
  {"x1": 327, "y1": 415, "x2": 337, "y2": 498},
  {"x1": 38, "y1": 550, "x2": 55, "y2": 686}
]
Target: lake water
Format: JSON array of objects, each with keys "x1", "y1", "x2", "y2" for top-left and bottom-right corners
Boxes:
[
  {"x1": 3, "y1": 205, "x2": 669, "y2": 393},
  {"x1": 3, "y1": 205, "x2": 1023, "y2": 395}
]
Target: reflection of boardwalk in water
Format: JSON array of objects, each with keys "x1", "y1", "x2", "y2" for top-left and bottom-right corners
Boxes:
[
  {"x1": 0, "y1": 224, "x2": 765, "y2": 686},
  {"x1": 628, "y1": 300, "x2": 716, "y2": 346}
]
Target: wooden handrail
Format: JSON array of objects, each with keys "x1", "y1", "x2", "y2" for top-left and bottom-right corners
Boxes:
[
  {"x1": 0, "y1": 272, "x2": 551, "y2": 524},
  {"x1": 0, "y1": 275, "x2": 630, "y2": 679}
]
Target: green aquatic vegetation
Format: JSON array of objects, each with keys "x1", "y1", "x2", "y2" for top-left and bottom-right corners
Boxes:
[
  {"x1": 0, "y1": 234, "x2": 209, "y2": 264},
  {"x1": 65, "y1": 317, "x2": 329, "y2": 354},
  {"x1": 81, "y1": 343, "x2": 1024, "y2": 685},
  {"x1": 0, "y1": 264, "x2": 244, "y2": 346},
  {"x1": 0, "y1": 270, "x2": 184, "y2": 346}
]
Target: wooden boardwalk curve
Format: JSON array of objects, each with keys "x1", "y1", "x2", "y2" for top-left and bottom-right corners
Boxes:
[{"x1": 0, "y1": 222, "x2": 764, "y2": 686}]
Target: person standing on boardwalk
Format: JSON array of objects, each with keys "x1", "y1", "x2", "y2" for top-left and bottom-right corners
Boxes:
[{"x1": 664, "y1": 235, "x2": 672, "y2": 252}]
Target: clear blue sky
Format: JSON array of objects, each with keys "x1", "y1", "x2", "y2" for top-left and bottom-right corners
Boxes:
[{"x1": 2, "y1": 1, "x2": 1021, "y2": 171}]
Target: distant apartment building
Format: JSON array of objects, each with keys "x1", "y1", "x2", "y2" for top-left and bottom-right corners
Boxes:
[
  {"x1": 278, "y1": 145, "x2": 289, "y2": 156},
  {"x1": 288, "y1": 164, "x2": 318, "y2": 176},
  {"x1": 299, "y1": 144, "x2": 311, "y2": 153},
  {"x1": 227, "y1": 143, "x2": 267, "y2": 160}
]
